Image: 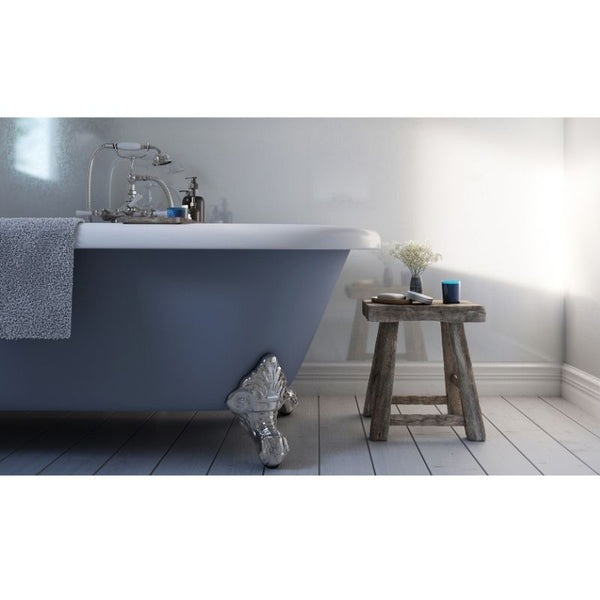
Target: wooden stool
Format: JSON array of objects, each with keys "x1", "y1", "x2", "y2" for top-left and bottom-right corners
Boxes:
[{"x1": 362, "y1": 300, "x2": 486, "y2": 442}]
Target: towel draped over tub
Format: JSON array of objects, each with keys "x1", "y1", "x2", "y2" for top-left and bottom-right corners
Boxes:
[{"x1": 0, "y1": 217, "x2": 83, "y2": 339}]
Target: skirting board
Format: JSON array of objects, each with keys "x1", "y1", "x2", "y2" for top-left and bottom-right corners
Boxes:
[
  {"x1": 292, "y1": 361, "x2": 562, "y2": 397},
  {"x1": 561, "y1": 364, "x2": 600, "y2": 418}
]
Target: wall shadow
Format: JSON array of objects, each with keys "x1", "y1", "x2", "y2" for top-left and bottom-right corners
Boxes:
[{"x1": 306, "y1": 259, "x2": 564, "y2": 364}]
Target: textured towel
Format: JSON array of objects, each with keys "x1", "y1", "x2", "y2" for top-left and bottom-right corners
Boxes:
[{"x1": 0, "y1": 217, "x2": 83, "y2": 339}]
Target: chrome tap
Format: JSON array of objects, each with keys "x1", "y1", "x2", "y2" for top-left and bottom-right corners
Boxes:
[
  {"x1": 126, "y1": 156, "x2": 175, "y2": 208},
  {"x1": 86, "y1": 142, "x2": 175, "y2": 213},
  {"x1": 129, "y1": 173, "x2": 175, "y2": 208}
]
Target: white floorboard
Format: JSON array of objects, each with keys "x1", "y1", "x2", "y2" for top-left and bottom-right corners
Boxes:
[
  {"x1": 399, "y1": 404, "x2": 485, "y2": 475},
  {"x1": 1, "y1": 395, "x2": 600, "y2": 475},
  {"x1": 0, "y1": 412, "x2": 69, "y2": 462},
  {"x1": 504, "y1": 396, "x2": 600, "y2": 474},
  {"x1": 319, "y1": 396, "x2": 374, "y2": 475},
  {"x1": 152, "y1": 411, "x2": 233, "y2": 475},
  {"x1": 96, "y1": 411, "x2": 194, "y2": 476},
  {"x1": 40, "y1": 412, "x2": 153, "y2": 475},
  {"x1": 433, "y1": 401, "x2": 541, "y2": 475},
  {"x1": 480, "y1": 397, "x2": 595, "y2": 475},
  {"x1": 265, "y1": 396, "x2": 319, "y2": 476},
  {"x1": 207, "y1": 419, "x2": 264, "y2": 475},
  {"x1": 0, "y1": 412, "x2": 109, "y2": 475},
  {"x1": 356, "y1": 397, "x2": 430, "y2": 475},
  {"x1": 542, "y1": 396, "x2": 600, "y2": 438}
]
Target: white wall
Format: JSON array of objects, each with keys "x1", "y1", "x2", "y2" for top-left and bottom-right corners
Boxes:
[
  {"x1": 0, "y1": 119, "x2": 113, "y2": 217},
  {"x1": 564, "y1": 119, "x2": 600, "y2": 378},
  {"x1": 0, "y1": 118, "x2": 566, "y2": 364}
]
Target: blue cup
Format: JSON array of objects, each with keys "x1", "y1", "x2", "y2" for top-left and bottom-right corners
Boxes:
[{"x1": 442, "y1": 280, "x2": 461, "y2": 304}]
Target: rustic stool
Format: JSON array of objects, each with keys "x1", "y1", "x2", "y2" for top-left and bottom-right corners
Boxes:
[{"x1": 362, "y1": 300, "x2": 486, "y2": 442}]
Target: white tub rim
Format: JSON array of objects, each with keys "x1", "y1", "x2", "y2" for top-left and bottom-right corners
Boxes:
[{"x1": 75, "y1": 222, "x2": 381, "y2": 250}]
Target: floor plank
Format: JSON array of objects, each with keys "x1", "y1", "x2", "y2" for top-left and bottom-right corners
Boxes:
[
  {"x1": 480, "y1": 397, "x2": 595, "y2": 475},
  {"x1": 0, "y1": 412, "x2": 109, "y2": 475},
  {"x1": 432, "y1": 402, "x2": 541, "y2": 475},
  {"x1": 356, "y1": 397, "x2": 430, "y2": 475},
  {"x1": 265, "y1": 396, "x2": 319, "y2": 476},
  {"x1": 96, "y1": 411, "x2": 194, "y2": 475},
  {"x1": 152, "y1": 411, "x2": 233, "y2": 475},
  {"x1": 0, "y1": 412, "x2": 69, "y2": 462},
  {"x1": 319, "y1": 396, "x2": 374, "y2": 475},
  {"x1": 207, "y1": 419, "x2": 264, "y2": 475},
  {"x1": 542, "y1": 396, "x2": 600, "y2": 438},
  {"x1": 504, "y1": 396, "x2": 600, "y2": 474},
  {"x1": 0, "y1": 395, "x2": 598, "y2": 476},
  {"x1": 399, "y1": 404, "x2": 486, "y2": 475},
  {"x1": 40, "y1": 412, "x2": 153, "y2": 475}
]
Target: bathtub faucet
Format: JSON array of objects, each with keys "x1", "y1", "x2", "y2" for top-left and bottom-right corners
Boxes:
[
  {"x1": 127, "y1": 171, "x2": 176, "y2": 208},
  {"x1": 92, "y1": 157, "x2": 177, "y2": 222},
  {"x1": 86, "y1": 141, "x2": 174, "y2": 212}
]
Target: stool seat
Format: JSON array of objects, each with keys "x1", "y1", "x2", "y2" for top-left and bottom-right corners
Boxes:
[
  {"x1": 363, "y1": 299, "x2": 486, "y2": 323},
  {"x1": 362, "y1": 300, "x2": 486, "y2": 443}
]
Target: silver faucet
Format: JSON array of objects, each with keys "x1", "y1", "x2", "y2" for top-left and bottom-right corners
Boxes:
[
  {"x1": 126, "y1": 159, "x2": 175, "y2": 208},
  {"x1": 85, "y1": 142, "x2": 176, "y2": 218}
]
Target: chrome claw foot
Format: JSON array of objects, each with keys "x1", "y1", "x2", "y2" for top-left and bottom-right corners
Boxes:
[
  {"x1": 226, "y1": 354, "x2": 296, "y2": 468},
  {"x1": 279, "y1": 388, "x2": 298, "y2": 416},
  {"x1": 259, "y1": 434, "x2": 290, "y2": 468}
]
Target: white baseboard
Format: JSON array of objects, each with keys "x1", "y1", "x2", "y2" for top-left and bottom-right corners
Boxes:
[
  {"x1": 561, "y1": 364, "x2": 600, "y2": 418},
  {"x1": 293, "y1": 361, "x2": 562, "y2": 397}
]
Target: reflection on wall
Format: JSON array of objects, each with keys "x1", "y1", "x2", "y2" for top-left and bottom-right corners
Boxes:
[
  {"x1": 0, "y1": 118, "x2": 566, "y2": 364},
  {"x1": 15, "y1": 118, "x2": 54, "y2": 180},
  {"x1": 0, "y1": 118, "x2": 113, "y2": 217}
]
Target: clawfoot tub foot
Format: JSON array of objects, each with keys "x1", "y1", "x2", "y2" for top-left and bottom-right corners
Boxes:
[
  {"x1": 279, "y1": 388, "x2": 298, "y2": 416},
  {"x1": 226, "y1": 354, "x2": 297, "y2": 468}
]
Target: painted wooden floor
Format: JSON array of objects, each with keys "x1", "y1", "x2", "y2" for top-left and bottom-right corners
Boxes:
[{"x1": 0, "y1": 396, "x2": 599, "y2": 475}]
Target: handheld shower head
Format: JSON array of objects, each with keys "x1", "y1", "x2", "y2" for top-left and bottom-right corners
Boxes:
[
  {"x1": 115, "y1": 142, "x2": 143, "y2": 151},
  {"x1": 114, "y1": 142, "x2": 171, "y2": 165}
]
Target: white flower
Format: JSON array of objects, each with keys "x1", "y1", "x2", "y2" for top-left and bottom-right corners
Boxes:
[{"x1": 389, "y1": 240, "x2": 442, "y2": 276}]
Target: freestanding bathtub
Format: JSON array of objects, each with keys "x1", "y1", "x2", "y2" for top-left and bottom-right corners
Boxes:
[{"x1": 0, "y1": 223, "x2": 380, "y2": 466}]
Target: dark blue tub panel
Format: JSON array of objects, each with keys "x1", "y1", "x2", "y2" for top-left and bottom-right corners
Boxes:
[{"x1": 0, "y1": 249, "x2": 348, "y2": 410}]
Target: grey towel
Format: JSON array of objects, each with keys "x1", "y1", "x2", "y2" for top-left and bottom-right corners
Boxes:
[{"x1": 0, "y1": 217, "x2": 83, "y2": 339}]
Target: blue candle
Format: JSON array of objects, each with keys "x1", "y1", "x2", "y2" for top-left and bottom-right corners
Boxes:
[{"x1": 442, "y1": 280, "x2": 461, "y2": 304}]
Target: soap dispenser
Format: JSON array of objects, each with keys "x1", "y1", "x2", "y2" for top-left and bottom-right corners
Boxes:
[{"x1": 180, "y1": 176, "x2": 205, "y2": 223}]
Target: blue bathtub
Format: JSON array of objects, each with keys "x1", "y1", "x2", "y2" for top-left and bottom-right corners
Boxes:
[{"x1": 0, "y1": 223, "x2": 380, "y2": 465}]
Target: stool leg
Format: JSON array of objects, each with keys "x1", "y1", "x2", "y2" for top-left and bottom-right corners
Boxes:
[
  {"x1": 448, "y1": 323, "x2": 486, "y2": 441},
  {"x1": 366, "y1": 322, "x2": 399, "y2": 441},
  {"x1": 364, "y1": 321, "x2": 398, "y2": 417},
  {"x1": 440, "y1": 322, "x2": 462, "y2": 416}
]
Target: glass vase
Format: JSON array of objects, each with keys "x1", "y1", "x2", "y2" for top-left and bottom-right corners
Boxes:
[{"x1": 409, "y1": 275, "x2": 423, "y2": 294}]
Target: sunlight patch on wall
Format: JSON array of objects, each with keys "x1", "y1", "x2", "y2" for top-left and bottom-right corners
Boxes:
[
  {"x1": 14, "y1": 118, "x2": 54, "y2": 180},
  {"x1": 407, "y1": 119, "x2": 566, "y2": 294}
]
